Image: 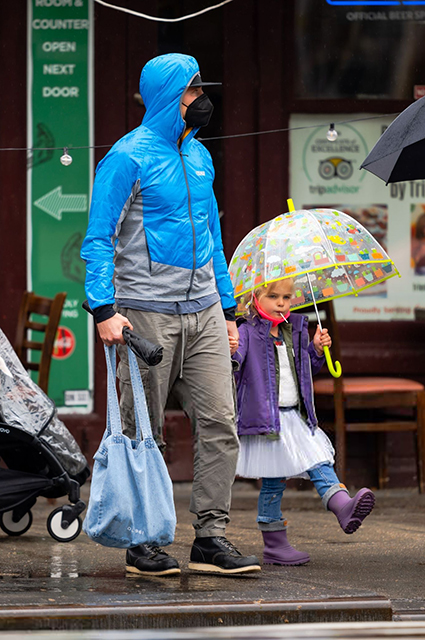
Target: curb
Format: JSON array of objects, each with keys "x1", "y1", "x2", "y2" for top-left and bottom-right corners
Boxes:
[
  {"x1": 394, "y1": 612, "x2": 425, "y2": 622},
  {"x1": 0, "y1": 597, "x2": 393, "y2": 631}
]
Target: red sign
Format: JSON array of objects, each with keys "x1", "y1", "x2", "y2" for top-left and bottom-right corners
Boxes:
[
  {"x1": 52, "y1": 326, "x2": 76, "y2": 360},
  {"x1": 414, "y1": 86, "x2": 425, "y2": 100}
]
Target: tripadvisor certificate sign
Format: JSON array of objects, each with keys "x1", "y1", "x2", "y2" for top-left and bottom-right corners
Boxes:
[
  {"x1": 289, "y1": 113, "x2": 424, "y2": 322},
  {"x1": 27, "y1": 0, "x2": 93, "y2": 412}
]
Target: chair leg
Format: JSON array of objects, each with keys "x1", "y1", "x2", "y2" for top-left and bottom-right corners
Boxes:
[
  {"x1": 377, "y1": 432, "x2": 388, "y2": 490},
  {"x1": 334, "y1": 391, "x2": 346, "y2": 484},
  {"x1": 416, "y1": 390, "x2": 425, "y2": 494},
  {"x1": 335, "y1": 428, "x2": 346, "y2": 483}
]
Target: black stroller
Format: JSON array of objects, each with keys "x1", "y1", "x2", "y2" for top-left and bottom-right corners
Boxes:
[{"x1": 0, "y1": 328, "x2": 90, "y2": 542}]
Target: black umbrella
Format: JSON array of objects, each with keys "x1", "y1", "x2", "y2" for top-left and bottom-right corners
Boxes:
[
  {"x1": 82, "y1": 300, "x2": 163, "y2": 366},
  {"x1": 360, "y1": 96, "x2": 425, "y2": 184},
  {"x1": 122, "y1": 327, "x2": 163, "y2": 367}
]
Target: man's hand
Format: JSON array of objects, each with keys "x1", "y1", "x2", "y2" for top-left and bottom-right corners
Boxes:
[
  {"x1": 226, "y1": 320, "x2": 239, "y2": 356},
  {"x1": 313, "y1": 326, "x2": 332, "y2": 356},
  {"x1": 97, "y1": 313, "x2": 133, "y2": 346}
]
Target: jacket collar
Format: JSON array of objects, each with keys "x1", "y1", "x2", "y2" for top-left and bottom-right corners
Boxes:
[
  {"x1": 288, "y1": 312, "x2": 305, "y2": 333},
  {"x1": 243, "y1": 311, "x2": 306, "y2": 334}
]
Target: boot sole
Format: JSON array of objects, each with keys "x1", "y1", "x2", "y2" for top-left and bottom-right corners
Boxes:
[
  {"x1": 341, "y1": 491, "x2": 375, "y2": 534},
  {"x1": 126, "y1": 565, "x2": 181, "y2": 577},
  {"x1": 188, "y1": 562, "x2": 261, "y2": 574}
]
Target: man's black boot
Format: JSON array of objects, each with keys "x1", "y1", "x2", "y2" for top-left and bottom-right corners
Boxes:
[
  {"x1": 188, "y1": 536, "x2": 261, "y2": 574},
  {"x1": 126, "y1": 544, "x2": 181, "y2": 576}
]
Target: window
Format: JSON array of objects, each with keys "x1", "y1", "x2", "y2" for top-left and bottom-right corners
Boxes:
[{"x1": 295, "y1": 1, "x2": 425, "y2": 99}]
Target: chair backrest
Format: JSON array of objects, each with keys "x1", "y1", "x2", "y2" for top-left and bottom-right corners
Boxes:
[{"x1": 14, "y1": 291, "x2": 67, "y2": 394}]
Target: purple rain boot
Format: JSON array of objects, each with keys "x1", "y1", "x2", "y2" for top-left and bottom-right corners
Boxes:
[
  {"x1": 262, "y1": 530, "x2": 310, "y2": 566},
  {"x1": 328, "y1": 488, "x2": 375, "y2": 534}
]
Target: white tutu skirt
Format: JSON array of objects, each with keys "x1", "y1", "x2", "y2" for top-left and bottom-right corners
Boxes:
[{"x1": 236, "y1": 408, "x2": 335, "y2": 479}]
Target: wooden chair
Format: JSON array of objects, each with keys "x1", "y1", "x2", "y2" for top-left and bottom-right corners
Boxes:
[
  {"x1": 14, "y1": 291, "x2": 67, "y2": 395},
  {"x1": 307, "y1": 300, "x2": 425, "y2": 492}
]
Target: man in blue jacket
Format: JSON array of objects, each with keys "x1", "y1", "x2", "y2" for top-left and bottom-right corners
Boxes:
[{"x1": 81, "y1": 53, "x2": 260, "y2": 576}]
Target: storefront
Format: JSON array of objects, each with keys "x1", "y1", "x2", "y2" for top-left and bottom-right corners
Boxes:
[{"x1": 1, "y1": 0, "x2": 424, "y2": 486}]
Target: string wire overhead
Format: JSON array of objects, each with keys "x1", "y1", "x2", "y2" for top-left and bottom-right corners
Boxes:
[
  {"x1": 0, "y1": 112, "x2": 399, "y2": 156},
  {"x1": 93, "y1": 0, "x2": 234, "y2": 22}
]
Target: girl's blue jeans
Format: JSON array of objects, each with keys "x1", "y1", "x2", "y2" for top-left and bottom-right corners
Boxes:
[{"x1": 257, "y1": 463, "x2": 348, "y2": 531}]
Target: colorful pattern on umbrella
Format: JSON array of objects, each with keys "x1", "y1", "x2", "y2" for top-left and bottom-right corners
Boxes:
[{"x1": 229, "y1": 208, "x2": 399, "y2": 310}]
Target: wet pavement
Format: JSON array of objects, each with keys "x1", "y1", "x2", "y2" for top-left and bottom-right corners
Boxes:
[{"x1": 0, "y1": 483, "x2": 424, "y2": 630}]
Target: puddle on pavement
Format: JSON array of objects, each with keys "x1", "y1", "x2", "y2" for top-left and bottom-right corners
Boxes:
[{"x1": 50, "y1": 544, "x2": 79, "y2": 578}]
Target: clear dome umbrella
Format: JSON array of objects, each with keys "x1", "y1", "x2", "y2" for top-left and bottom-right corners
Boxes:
[{"x1": 229, "y1": 200, "x2": 399, "y2": 378}]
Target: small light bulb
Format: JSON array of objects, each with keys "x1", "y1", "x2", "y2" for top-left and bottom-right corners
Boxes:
[
  {"x1": 326, "y1": 124, "x2": 338, "y2": 142},
  {"x1": 60, "y1": 148, "x2": 73, "y2": 166}
]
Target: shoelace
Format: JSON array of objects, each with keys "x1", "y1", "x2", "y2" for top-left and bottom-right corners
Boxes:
[
  {"x1": 145, "y1": 543, "x2": 166, "y2": 556},
  {"x1": 215, "y1": 537, "x2": 241, "y2": 555}
]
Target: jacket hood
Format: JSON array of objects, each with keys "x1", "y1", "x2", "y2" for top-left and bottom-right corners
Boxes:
[{"x1": 140, "y1": 53, "x2": 200, "y2": 143}]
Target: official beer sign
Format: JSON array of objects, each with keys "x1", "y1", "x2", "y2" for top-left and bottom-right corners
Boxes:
[{"x1": 327, "y1": 1, "x2": 425, "y2": 5}]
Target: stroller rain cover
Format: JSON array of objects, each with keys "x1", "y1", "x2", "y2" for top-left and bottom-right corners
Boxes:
[{"x1": 0, "y1": 328, "x2": 87, "y2": 477}]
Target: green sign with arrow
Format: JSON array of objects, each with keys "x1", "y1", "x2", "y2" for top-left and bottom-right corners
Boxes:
[
  {"x1": 27, "y1": 0, "x2": 93, "y2": 412},
  {"x1": 34, "y1": 186, "x2": 88, "y2": 221}
]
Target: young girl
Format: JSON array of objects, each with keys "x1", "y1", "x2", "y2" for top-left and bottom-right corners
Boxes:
[{"x1": 232, "y1": 278, "x2": 375, "y2": 566}]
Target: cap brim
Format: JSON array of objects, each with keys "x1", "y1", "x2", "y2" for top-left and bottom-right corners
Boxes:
[{"x1": 190, "y1": 81, "x2": 222, "y2": 87}]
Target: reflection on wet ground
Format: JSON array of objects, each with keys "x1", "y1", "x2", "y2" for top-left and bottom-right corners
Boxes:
[{"x1": 0, "y1": 484, "x2": 424, "y2": 616}]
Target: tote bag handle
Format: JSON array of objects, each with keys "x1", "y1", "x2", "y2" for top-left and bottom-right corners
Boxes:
[
  {"x1": 104, "y1": 344, "x2": 153, "y2": 442},
  {"x1": 127, "y1": 345, "x2": 154, "y2": 441}
]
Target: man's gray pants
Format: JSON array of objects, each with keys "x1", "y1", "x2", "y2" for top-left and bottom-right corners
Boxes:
[{"x1": 116, "y1": 302, "x2": 239, "y2": 538}]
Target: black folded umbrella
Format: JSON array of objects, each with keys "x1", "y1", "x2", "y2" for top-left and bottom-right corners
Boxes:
[
  {"x1": 360, "y1": 96, "x2": 425, "y2": 184},
  {"x1": 122, "y1": 327, "x2": 163, "y2": 367},
  {"x1": 82, "y1": 301, "x2": 163, "y2": 366}
]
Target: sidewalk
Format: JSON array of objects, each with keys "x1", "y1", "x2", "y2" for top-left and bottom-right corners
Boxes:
[{"x1": 0, "y1": 483, "x2": 424, "y2": 631}]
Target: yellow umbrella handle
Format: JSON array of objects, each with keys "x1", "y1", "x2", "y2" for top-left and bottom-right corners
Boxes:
[
  {"x1": 323, "y1": 345, "x2": 342, "y2": 378},
  {"x1": 287, "y1": 199, "x2": 342, "y2": 379}
]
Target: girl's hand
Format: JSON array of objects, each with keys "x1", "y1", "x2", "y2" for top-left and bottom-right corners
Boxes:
[
  {"x1": 226, "y1": 320, "x2": 239, "y2": 356},
  {"x1": 228, "y1": 335, "x2": 238, "y2": 356},
  {"x1": 313, "y1": 326, "x2": 332, "y2": 356}
]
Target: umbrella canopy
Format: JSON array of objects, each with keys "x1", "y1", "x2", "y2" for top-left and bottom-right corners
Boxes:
[
  {"x1": 230, "y1": 208, "x2": 399, "y2": 311},
  {"x1": 230, "y1": 206, "x2": 399, "y2": 378},
  {"x1": 360, "y1": 96, "x2": 425, "y2": 184}
]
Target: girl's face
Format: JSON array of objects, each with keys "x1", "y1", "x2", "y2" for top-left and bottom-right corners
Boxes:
[{"x1": 256, "y1": 280, "x2": 294, "y2": 319}]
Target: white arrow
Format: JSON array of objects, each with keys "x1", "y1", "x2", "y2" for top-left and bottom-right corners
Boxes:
[{"x1": 34, "y1": 186, "x2": 87, "y2": 221}]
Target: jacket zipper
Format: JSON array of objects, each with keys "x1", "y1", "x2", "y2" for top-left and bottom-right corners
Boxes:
[
  {"x1": 299, "y1": 320, "x2": 318, "y2": 430},
  {"x1": 179, "y1": 151, "x2": 196, "y2": 300},
  {"x1": 307, "y1": 345, "x2": 318, "y2": 428},
  {"x1": 266, "y1": 334, "x2": 277, "y2": 432},
  {"x1": 145, "y1": 235, "x2": 152, "y2": 273},
  {"x1": 280, "y1": 324, "x2": 299, "y2": 410}
]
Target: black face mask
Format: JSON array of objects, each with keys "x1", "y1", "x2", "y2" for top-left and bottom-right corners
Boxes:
[{"x1": 183, "y1": 93, "x2": 214, "y2": 128}]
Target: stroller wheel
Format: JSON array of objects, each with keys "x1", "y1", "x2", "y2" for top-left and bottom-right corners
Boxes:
[
  {"x1": 0, "y1": 510, "x2": 33, "y2": 536},
  {"x1": 47, "y1": 507, "x2": 82, "y2": 543}
]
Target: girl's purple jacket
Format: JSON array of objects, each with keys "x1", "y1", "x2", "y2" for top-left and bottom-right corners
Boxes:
[{"x1": 232, "y1": 313, "x2": 325, "y2": 436}]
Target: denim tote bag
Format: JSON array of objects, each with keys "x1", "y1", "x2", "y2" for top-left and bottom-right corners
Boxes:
[{"x1": 83, "y1": 344, "x2": 176, "y2": 548}]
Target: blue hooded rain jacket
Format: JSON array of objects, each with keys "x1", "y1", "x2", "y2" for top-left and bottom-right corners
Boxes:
[{"x1": 81, "y1": 53, "x2": 236, "y2": 316}]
